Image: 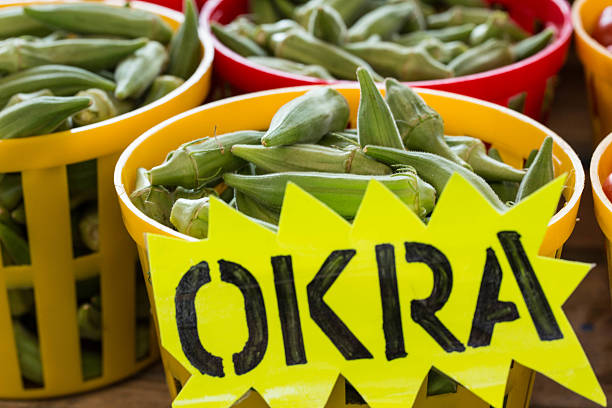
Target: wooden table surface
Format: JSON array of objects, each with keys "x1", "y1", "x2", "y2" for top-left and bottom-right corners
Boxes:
[{"x1": 1, "y1": 47, "x2": 610, "y2": 408}]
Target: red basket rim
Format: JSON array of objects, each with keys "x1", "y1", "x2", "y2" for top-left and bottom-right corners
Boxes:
[{"x1": 201, "y1": 0, "x2": 573, "y2": 87}]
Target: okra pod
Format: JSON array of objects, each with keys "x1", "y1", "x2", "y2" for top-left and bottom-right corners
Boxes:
[
  {"x1": 384, "y1": 78, "x2": 468, "y2": 167},
  {"x1": 11, "y1": 204, "x2": 25, "y2": 225},
  {"x1": 487, "y1": 148, "x2": 519, "y2": 204},
  {"x1": 231, "y1": 143, "x2": 391, "y2": 175},
  {"x1": 167, "y1": 0, "x2": 202, "y2": 79},
  {"x1": 77, "y1": 300, "x2": 102, "y2": 341},
  {"x1": 393, "y1": 23, "x2": 475, "y2": 46},
  {"x1": 363, "y1": 145, "x2": 507, "y2": 211},
  {"x1": 224, "y1": 171, "x2": 436, "y2": 219},
  {"x1": 250, "y1": 19, "x2": 303, "y2": 47},
  {"x1": 318, "y1": 131, "x2": 359, "y2": 149},
  {"x1": 445, "y1": 136, "x2": 525, "y2": 181},
  {"x1": 250, "y1": 0, "x2": 281, "y2": 24},
  {"x1": 143, "y1": 75, "x2": 185, "y2": 105},
  {"x1": 511, "y1": 27, "x2": 555, "y2": 62},
  {"x1": 149, "y1": 131, "x2": 264, "y2": 188},
  {"x1": 0, "y1": 37, "x2": 148, "y2": 73},
  {"x1": 515, "y1": 136, "x2": 554, "y2": 202},
  {"x1": 347, "y1": 2, "x2": 418, "y2": 42},
  {"x1": 24, "y1": 3, "x2": 173, "y2": 44},
  {"x1": 417, "y1": 38, "x2": 467, "y2": 63},
  {"x1": 235, "y1": 190, "x2": 280, "y2": 225},
  {"x1": 524, "y1": 148, "x2": 538, "y2": 168},
  {"x1": 73, "y1": 89, "x2": 118, "y2": 126},
  {"x1": 114, "y1": 41, "x2": 168, "y2": 100},
  {"x1": 0, "y1": 7, "x2": 52, "y2": 39},
  {"x1": 295, "y1": 0, "x2": 370, "y2": 26},
  {"x1": 469, "y1": 11, "x2": 510, "y2": 45},
  {"x1": 78, "y1": 206, "x2": 99, "y2": 252},
  {"x1": 211, "y1": 22, "x2": 267, "y2": 57},
  {"x1": 0, "y1": 96, "x2": 91, "y2": 139},
  {"x1": 344, "y1": 41, "x2": 453, "y2": 81},
  {"x1": 357, "y1": 68, "x2": 404, "y2": 149},
  {"x1": 174, "y1": 185, "x2": 216, "y2": 201},
  {"x1": 261, "y1": 86, "x2": 349, "y2": 147},
  {"x1": 0, "y1": 222, "x2": 30, "y2": 265},
  {"x1": 0, "y1": 65, "x2": 115, "y2": 108},
  {"x1": 426, "y1": 6, "x2": 493, "y2": 28},
  {"x1": 130, "y1": 183, "x2": 175, "y2": 227},
  {"x1": 247, "y1": 56, "x2": 334, "y2": 79},
  {"x1": 308, "y1": 5, "x2": 347, "y2": 45},
  {"x1": 273, "y1": 0, "x2": 296, "y2": 18},
  {"x1": 13, "y1": 320, "x2": 43, "y2": 384},
  {"x1": 8, "y1": 289, "x2": 34, "y2": 317},
  {"x1": 507, "y1": 92, "x2": 526, "y2": 114},
  {"x1": 6, "y1": 89, "x2": 53, "y2": 108},
  {"x1": 448, "y1": 38, "x2": 513, "y2": 76},
  {"x1": 0, "y1": 174, "x2": 22, "y2": 211},
  {"x1": 270, "y1": 29, "x2": 382, "y2": 80}
]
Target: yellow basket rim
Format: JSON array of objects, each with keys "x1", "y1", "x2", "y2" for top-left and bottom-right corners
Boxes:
[
  {"x1": 0, "y1": 0, "x2": 214, "y2": 162},
  {"x1": 114, "y1": 85, "x2": 585, "y2": 242},
  {"x1": 590, "y1": 132, "x2": 612, "y2": 212},
  {"x1": 572, "y1": 0, "x2": 612, "y2": 63}
]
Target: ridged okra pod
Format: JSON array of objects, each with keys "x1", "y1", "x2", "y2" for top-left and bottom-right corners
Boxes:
[
  {"x1": 393, "y1": 23, "x2": 475, "y2": 46},
  {"x1": 114, "y1": 41, "x2": 168, "y2": 100},
  {"x1": 524, "y1": 148, "x2": 539, "y2": 168},
  {"x1": 511, "y1": 27, "x2": 555, "y2": 62},
  {"x1": 295, "y1": 0, "x2": 370, "y2": 26},
  {"x1": 344, "y1": 41, "x2": 453, "y2": 81},
  {"x1": 0, "y1": 37, "x2": 148, "y2": 74},
  {"x1": 211, "y1": 22, "x2": 267, "y2": 57},
  {"x1": 487, "y1": 147, "x2": 519, "y2": 204},
  {"x1": 149, "y1": 131, "x2": 264, "y2": 188},
  {"x1": 347, "y1": 2, "x2": 419, "y2": 42},
  {"x1": 247, "y1": 56, "x2": 334, "y2": 79},
  {"x1": 130, "y1": 168, "x2": 175, "y2": 227},
  {"x1": 357, "y1": 68, "x2": 404, "y2": 150},
  {"x1": 448, "y1": 38, "x2": 513, "y2": 76},
  {"x1": 0, "y1": 174, "x2": 23, "y2": 211},
  {"x1": 318, "y1": 131, "x2": 359, "y2": 149},
  {"x1": 270, "y1": 29, "x2": 382, "y2": 81},
  {"x1": 250, "y1": 19, "x2": 303, "y2": 47},
  {"x1": 384, "y1": 78, "x2": 467, "y2": 167},
  {"x1": 0, "y1": 65, "x2": 115, "y2": 108},
  {"x1": 143, "y1": 75, "x2": 185, "y2": 105},
  {"x1": 10, "y1": 205, "x2": 25, "y2": 225},
  {"x1": 251, "y1": 0, "x2": 280, "y2": 24},
  {"x1": 24, "y1": 3, "x2": 173, "y2": 44},
  {"x1": 73, "y1": 89, "x2": 118, "y2": 126},
  {"x1": 261, "y1": 87, "x2": 349, "y2": 147},
  {"x1": 78, "y1": 206, "x2": 99, "y2": 252},
  {"x1": 445, "y1": 136, "x2": 525, "y2": 181},
  {"x1": 8, "y1": 289, "x2": 34, "y2": 316},
  {"x1": 235, "y1": 191, "x2": 280, "y2": 225},
  {"x1": 308, "y1": 5, "x2": 347, "y2": 45},
  {"x1": 0, "y1": 222, "x2": 30, "y2": 265},
  {"x1": 0, "y1": 96, "x2": 91, "y2": 139},
  {"x1": 13, "y1": 320, "x2": 43, "y2": 384},
  {"x1": 363, "y1": 145, "x2": 507, "y2": 211},
  {"x1": 426, "y1": 6, "x2": 493, "y2": 28},
  {"x1": 6, "y1": 89, "x2": 53, "y2": 108},
  {"x1": 0, "y1": 7, "x2": 52, "y2": 39},
  {"x1": 224, "y1": 171, "x2": 436, "y2": 219},
  {"x1": 515, "y1": 136, "x2": 554, "y2": 202},
  {"x1": 167, "y1": 0, "x2": 202, "y2": 79},
  {"x1": 231, "y1": 143, "x2": 391, "y2": 175},
  {"x1": 77, "y1": 300, "x2": 102, "y2": 341}
]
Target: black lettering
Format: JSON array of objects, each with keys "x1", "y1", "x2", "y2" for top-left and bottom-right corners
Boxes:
[
  {"x1": 376, "y1": 244, "x2": 407, "y2": 360},
  {"x1": 497, "y1": 231, "x2": 563, "y2": 341},
  {"x1": 271, "y1": 255, "x2": 307, "y2": 365},
  {"x1": 307, "y1": 250, "x2": 373, "y2": 360},
  {"x1": 405, "y1": 243, "x2": 465, "y2": 353},
  {"x1": 175, "y1": 261, "x2": 224, "y2": 377},
  {"x1": 219, "y1": 260, "x2": 268, "y2": 375},
  {"x1": 468, "y1": 248, "x2": 519, "y2": 348}
]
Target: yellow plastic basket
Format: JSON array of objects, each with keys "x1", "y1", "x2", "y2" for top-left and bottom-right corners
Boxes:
[
  {"x1": 573, "y1": 0, "x2": 612, "y2": 144},
  {"x1": 115, "y1": 87, "x2": 584, "y2": 408},
  {"x1": 0, "y1": 0, "x2": 213, "y2": 399}
]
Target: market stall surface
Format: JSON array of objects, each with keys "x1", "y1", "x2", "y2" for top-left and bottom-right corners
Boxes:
[{"x1": 0, "y1": 48, "x2": 609, "y2": 408}]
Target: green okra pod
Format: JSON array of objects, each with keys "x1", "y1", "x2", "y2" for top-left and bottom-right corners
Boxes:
[
  {"x1": 231, "y1": 143, "x2": 391, "y2": 175},
  {"x1": 384, "y1": 78, "x2": 468, "y2": 167},
  {"x1": 0, "y1": 96, "x2": 91, "y2": 139},
  {"x1": 24, "y1": 3, "x2": 173, "y2": 44},
  {"x1": 167, "y1": 0, "x2": 202, "y2": 80},
  {"x1": 344, "y1": 41, "x2": 453, "y2": 81},
  {"x1": 235, "y1": 190, "x2": 280, "y2": 225},
  {"x1": 445, "y1": 136, "x2": 526, "y2": 181},
  {"x1": 273, "y1": 0, "x2": 296, "y2": 18},
  {"x1": 357, "y1": 68, "x2": 404, "y2": 150},
  {"x1": 270, "y1": 29, "x2": 382, "y2": 81},
  {"x1": 0, "y1": 174, "x2": 23, "y2": 211},
  {"x1": 347, "y1": 2, "x2": 418, "y2": 42},
  {"x1": 0, "y1": 37, "x2": 148, "y2": 74},
  {"x1": 114, "y1": 41, "x2": 167, "y2": 100},
  {"x1": 174, "y1": 185, "x2": 216, "y2": 201},
  {"x1": 0, "y1": 65, "x2": 115, "y2": 108},
  {"x1": 148, "y1": 131, "x2": 264, "y2": 188},
  {"x1": 247, "y1": 56, "x2": 334, "y2": 79},
  {"x1": 507, "y1": 92, "x2": 527, "y2": 114},
  {"x1": 77, "y1": 300, "x2": 102, "y2": 341},
  {"x1": 224, "y1": 170, "x2": 436, "y2": 219},
  {"x1": 250, "y1": 19, "x2": 303, "y2": 47},
  {"x1": 448, "y1": 38, "x2": 513, "y2": 76},
  {"x1": 250, "y1": 0, "x2": 280, "y2": 24},
  {"x1": 12, "y1": 320, "x2": 43, "y2": 384},
  {"x1": 78, "y1": 206, "x2": 99, "y2": 252},
  {"x1": 261, "y1": 86, "x2": 349, "y2": 147},
  {"x1": 0, "y1": 7, "x2": 53, "y2": 39},
  {"x1": 524, "y1": 148, "x2": 538, "y2": 168},
  {"x1": 295, "y1": 0, "x2": 370, "y2": 26},
  {"x1": 469, "y1": 11, "x2": 511, "y2": 45},
  {"x1": 515, "y1": 136, "x2": 554, "y2": 202},
  {"x1": 211, "y1": 22, "x2": 267, "y2": 57},
  {"x1": 487, "y1": 147, "x2": 520, "y2": 204},
  {"x1": 0, "y1": 222, "x2": 30, "y2": 265},
  {"x1": 511, "y1": 27, "x2": 555, "y2": 62},
  {"x1": 73, "y1": 89, "x2": 118, "y2": 126},
  {"x1": 308, "y1": 5, "x2": 347, "y2": 45},
  {"x1": 8, "y1": 289, "x2": 34, "y2": 317},
  {"x1": 143, "y1": 75, "x2": 185, "y2": 105},
  {"x1": 426, "y1": 6, "x2": 493, "y2": 28},
  {"x1": 130, "y1": 183, "x2": 175, "y2": 227},
  {"x1": 318, "y1": 131, "x2": 359, "y2": 149},
  {"x1": 5, "y1": 89, "x2": 53, "y2": 108},
  {"x1": 363, "y1": 145, "x2": 506, "y2": 211},
  {"x1": 417, "y1": 38, "x2": 468, "y2": 64},
  {"x1": 393, "y1": 23, "x2": 476, "y2": 46},
  {"x1": 10, "y1": 204, "x2": 25, "y2": 225}
]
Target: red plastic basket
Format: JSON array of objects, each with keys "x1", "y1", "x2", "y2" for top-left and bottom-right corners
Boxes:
[{"x1": 201, "y1": 0, "x2": 572, "y2": 120}]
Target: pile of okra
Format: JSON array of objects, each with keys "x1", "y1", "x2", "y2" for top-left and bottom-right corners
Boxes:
[
  {"x1": 132, "y1": 67, "x2": 556, "y2": 240},
  {"x1": 212, "y1": 0, "x2": 556, "y2": 83},
  {"x1": 0, "y1": 0, "x2": 203, "y2": 385}
]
